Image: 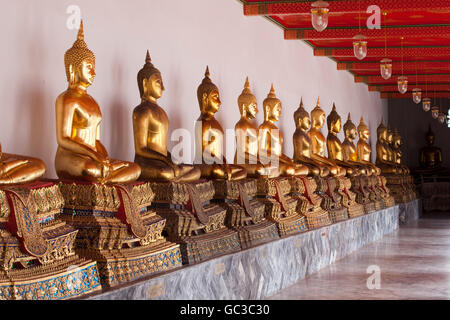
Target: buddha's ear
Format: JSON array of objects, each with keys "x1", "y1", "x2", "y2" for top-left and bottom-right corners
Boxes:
[
  {"x1": 142, "y1": 78, "x2": 148, "y2": 96},
  {"x1": 202, "y1": 92, "x2": 208, "y2": 105},
  {"x1": 69, "y1": 64, "x2": 75, "y2": 85}
]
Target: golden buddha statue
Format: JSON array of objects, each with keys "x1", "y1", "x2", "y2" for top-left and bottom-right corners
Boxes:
[
  {"x1": 133, "y1": 51, "x2": 200, "y2": 182},
  {"x1": 292, "y1": 98, "x2": 330, "y2": 177},
  {"x1": 341, "y1": 113, "x2": 373, "y2": 176},
  {"x1": 326, "y1": 105, "x2": 362, "y2": 177},
  {"x1": 234, "y1": 77, "x2": 278, "y2": 178},
  {"x1": 258, "y1": 85, "x2": 308, "y2": 176},
  {"x1": 0, "y1": 143, "x2": 46, "y2": 185},
  {"x1": 376, "y1": 120, "x2": 400, "y2": 175},
  {"x1": 419, "y1": 125, "x2": 443, "y2": 169},
  {"x1": 307, "y1": 99, "x2": 345, "y2": 177},
  {"x1": 194, "y1": 67, "x2": 247, "y2": 180},
  {"x1": 392, "y1": 128, "x2": 410, "y2": 175},
  {"x1": 55, "y1": 21, "x2": 141, "y2": 183},
  {"x1": 356, "y1": 117, "x2": 381, "y2": 175}
]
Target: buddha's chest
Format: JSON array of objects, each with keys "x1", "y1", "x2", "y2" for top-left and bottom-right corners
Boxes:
[
  {"x1": 148, "y1": 106, "x2": 169, "y2": 134},
  {"x1": 73, "y1": 99, "x2": 102, "y2": 129}
]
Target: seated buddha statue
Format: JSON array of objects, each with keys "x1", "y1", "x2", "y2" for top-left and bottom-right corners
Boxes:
[
  {"x1": 392, "y1": 128, "x2": 410, "y2": 175},
  {"x1": 133, "y1": 51, "x2": 200, "y2": 182},
  {"x1": 307, "y1": 99, "x2": 345, "y2": 177},
  {"x1": 292, "y1": 98, "x2": 330, "y2": 177},
  {"x1": 356, "y1": 117, "x2": 381, "y2": 175},
  {"x1": 234, "y1": 77, "x2": 279, "y2": 178},
  {"x1": 375, "y1": 120, "x2": 400, "y2": 175},
  {"x1": 0, "y1": 143, "x2": 46, "y2": 185},
  {"x1": 55, "y1": 21, "x2": 141, "y2": 184},
  {"x1": 194, "y1": 67, "x2": 247, "y2": 180},
  {"x1": 419, "y1": 125, "x2": 443, "y2": 170},
  {"x1": 341, "y1": 113, "x2": 373, "y2": 176},
  {"x1": 326, "y1": 105, "x2": 362, "y2": 177},
  {"x1": 258, "y1": 85, "x2": 308, "y2": 176}
]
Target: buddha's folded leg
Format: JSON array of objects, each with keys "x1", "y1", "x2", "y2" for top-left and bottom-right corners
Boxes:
[
  {"x1": 175, "y1": 164, "x2": 201, "y2": 182},
  {"x1": 134, "y1": 157, "x2": 174, "y2": 181},
  {"x1": 55, "y1": 147, "x2": 103, "y2": 182},
  {"x1": 107, "y1": 160, "x2": 141, "y2": 184},
  {"x1": 228, "y1": 164, "x2": 247, "y2": 180}
]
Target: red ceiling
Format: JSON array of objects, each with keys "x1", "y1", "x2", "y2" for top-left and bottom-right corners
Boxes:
[{"x1": 239, "y1": 0, "x2": 450, "y2": 99}]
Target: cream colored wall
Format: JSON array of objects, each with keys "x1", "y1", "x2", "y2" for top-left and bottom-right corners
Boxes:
[{"x1": 0, "y1": 0, "x2": 387, "y2": 178}]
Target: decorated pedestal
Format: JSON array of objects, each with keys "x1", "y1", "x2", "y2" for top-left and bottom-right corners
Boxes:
[
  {"x1": 58, "y1": 181, "x2": 181, "y2": 288},
  {"x1": 315, "y1": 177, "x2": 349, "y2": 223},
  {"x1": 376, "y1": 176, "x2": 396, "y2": 208},
  {"x1": 0, "y1": 182, "x2": 101, "y2": 300},
  {"x1": 148, "y1": 180, "x2": 241, "y2": 264},
  {"x1": 350, "y1": 175, "x2": 377, "y2": 213},
  {"x1": 337, "y1": 176, "x2": 365, "y2": 219},
  {"x1": 289, "y1": 177, "x2": 331, "y2": 230},
  {"x1": 212, "y1": 179, "x2": 279, "y2": 249},
  {"x1": 255, "y1": 178, "x2": 308, "y2": 236},
  {"x1": 384, "y1": 174, "x2": 409, "y2": 204}
]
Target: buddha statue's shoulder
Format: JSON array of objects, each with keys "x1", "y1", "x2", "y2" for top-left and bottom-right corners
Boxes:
[
  {"x1": 259, "y1": 121, "x2": 276, "y2": 131},
  {"x1": 133, "y1": 101, "x2": 159, "y2": 117}
]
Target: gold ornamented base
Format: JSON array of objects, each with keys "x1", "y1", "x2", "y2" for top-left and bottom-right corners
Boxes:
[
  {"x1": 212, "y1": 179, "x2": 280, "y2": 249},
  {"x1": 350, "y1": 176, "x2": 377, "y2": 214},
  {"x1": 0, "y1": 182, "x2": 101, "y2": 300},
  {"x1": 256, "y1": 178, "x2": 308, "y2": 237},
  {"x1": 303, "y1": 209, "x2": 332, "y2": 230},
  {"x1": 149, "y1": 180, "x2": 241, "y2": 264},
  {"x1": 337, "y1": 177, "x2": 364, "y2": 219},
  {"x1": 384, "y1": 175, "x2": 409, "y2": 204},
  {"x1": 328, "y1": 207, "x2": 349, "y2": 223},
  {"x1": 58, "y1": 181, "x2": 181, "y2": 287},
  {"x1": 92, "y1": 241, "x2": 181, "y2": 288},
  {"x1": 0, "y1": 256, "x2": 100, "y2": 300},
  {"x1": 177, "y1": 228, "x2": 241, "y2": 264}
]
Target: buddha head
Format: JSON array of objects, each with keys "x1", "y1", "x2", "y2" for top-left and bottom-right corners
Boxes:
[
  {"x1": 343, "y1": 113, "x2": 357, "y2": 141},
  {"x1": 263, "y1": 84, "x2": 281, "y2": 122},
  {"x1": 425, "y1": 125, "x2": 435, "y2": 146},
  {"x1": 310, "y1": 97, "x2": 326, "y2": 130},
  {"x1": 197, "y1": 66, "x2": 221, "y2": 117},
  {"x1": 137, "y1": 50, "x2": 164, "y2": 102},
  {"x1": 357, "y1": 117, "x2": 370, "y2": 142},
  {"x1": 377, "y1": 119, "x2": 388, "y2": 142},
  {"x1": 293, "y1": 98, "x2": 310, "y2": 131},
  {"x1": 326, "y1": 103, "x2": 341, "y2": 135},
  {"x1": 387, "y1": 125, "x2": 394, "y2": 145},
  {"x1": 393, "y1": 129, "x2": 402, "y2": 149},
  {"x1": 64, "y1": 20, "x2": 96, "y2": 88},
  {"x1": 238, "y1": 77, "x2": 258, "y2": 119}
]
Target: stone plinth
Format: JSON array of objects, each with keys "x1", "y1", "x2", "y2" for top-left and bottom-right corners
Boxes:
[
  {"x1": 399, "y1": 199, "x2": 422, "y2": 225},
  {"x1": 87, "y1": 205, "x2": 399, "y2": 300}
]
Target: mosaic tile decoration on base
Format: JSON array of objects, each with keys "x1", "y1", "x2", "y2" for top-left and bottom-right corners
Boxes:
[
  {"x1": 58, "y1": 180, "x2": 182, "y2": 288},
  {"x1": 148, "y1": 180, "x2": 241, "y2": 265},
  {"x1": 0, "y1": 181, "x2": 101, "y2": 300}
]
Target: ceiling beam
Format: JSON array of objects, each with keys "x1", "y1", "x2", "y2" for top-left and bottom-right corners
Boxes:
[
  {"x1": 337, "y1": 61, "x2": 450, "y2": 72},
  {"x1": 285, "y1": 25, "x2": 450, "y2": 40},
  {"x1": 355, "y1": 74, "x2": 450, "y2": 84},
  {"x1": 314, "y1": 47, "x2": 450, "y2": 58},
  {"x1": 381, "y1": 92, "x2": 450, "y2": 99},
  {"x1": 243, "y1": 0, "x2": 450, "y2": 16},
  {"x1": 369, "y1": 84, "x2": 450, "y2": 92}
]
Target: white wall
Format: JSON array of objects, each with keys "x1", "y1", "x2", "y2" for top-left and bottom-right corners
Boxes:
[{"x1": 0, "y1": 0, "x2": 387, "y2": 178}]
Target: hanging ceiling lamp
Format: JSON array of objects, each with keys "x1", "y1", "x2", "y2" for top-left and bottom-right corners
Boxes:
[
  {"x1": 422, "y1": 77, "x2": 431, "y2": 112},
  {"x1": 438, "y1": 98, "x2": 446, "y2": 124},
  {"x1": 311, "y1": 1, "x2": 329, "y2": 32},
  {"x1": 431, "y1": 91, "x2": 439, "y2": 119},
  {"x1": 397, "y1": 37, "x2": 408, "y2": 94},
  {"x1": 380, "y1": 12, "x2": 392, "y2": 79},
  {"x1": 447, "y1": 108, "x2": 450, "y2": 128},
  {"x1": 412, "y1": 62, "x2": 422, "y2": 104},
  {"x1": 353, "y1": 0, "x2": 367, "y2": 60}
]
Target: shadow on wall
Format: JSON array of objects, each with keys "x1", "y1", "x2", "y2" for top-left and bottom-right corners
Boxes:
[{"x1": 388, "y1": 98, "x2": 450, "y2": 168}]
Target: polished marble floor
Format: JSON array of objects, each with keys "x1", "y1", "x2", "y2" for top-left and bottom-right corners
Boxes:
[{"x1": 269, "y1": 214, "x2": 450, "y2": 300}]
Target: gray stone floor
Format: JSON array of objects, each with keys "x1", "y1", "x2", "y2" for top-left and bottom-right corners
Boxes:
[{"x1": 268, "y1": 213, "x2": 450, "y2": 300}]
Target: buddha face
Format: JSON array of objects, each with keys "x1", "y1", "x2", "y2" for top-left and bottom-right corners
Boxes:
[
  {"x1": 299, "y1": 116, "x2": 311, "y2": 131},
  {"x1": 426, "y1": 133, "x2": 435, "y2": 145},
  {"x1": 311, "y1": 110, "x2": 325, "y2": 129},
  {"x1": 143, "y1": 73, "x2": 165, "y2": 101},
  {"x1": 268, "y1": 102, "x2": 281, "y2": 122},
  {"x1": 245, "y1": 102, "x2": 258, "y2": 119},
  {"x1": 387, "y1": 132, "x2": 393, "y2": 144},
  {"x1": 201, "y1": 89, "x2": 221, "y2": 116},
  {"x1": 345, "y1": 126, "x2": 357, "y2": 140},
  {"x1": 359, "y1": 128, "x2": 370, "y2": 141},
  {"x1": 70, "y1": 59, "x2": 95, "y2": 87},
  {"x1": 331, "y1": 118, "x2": 341, "y2": 134}
]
